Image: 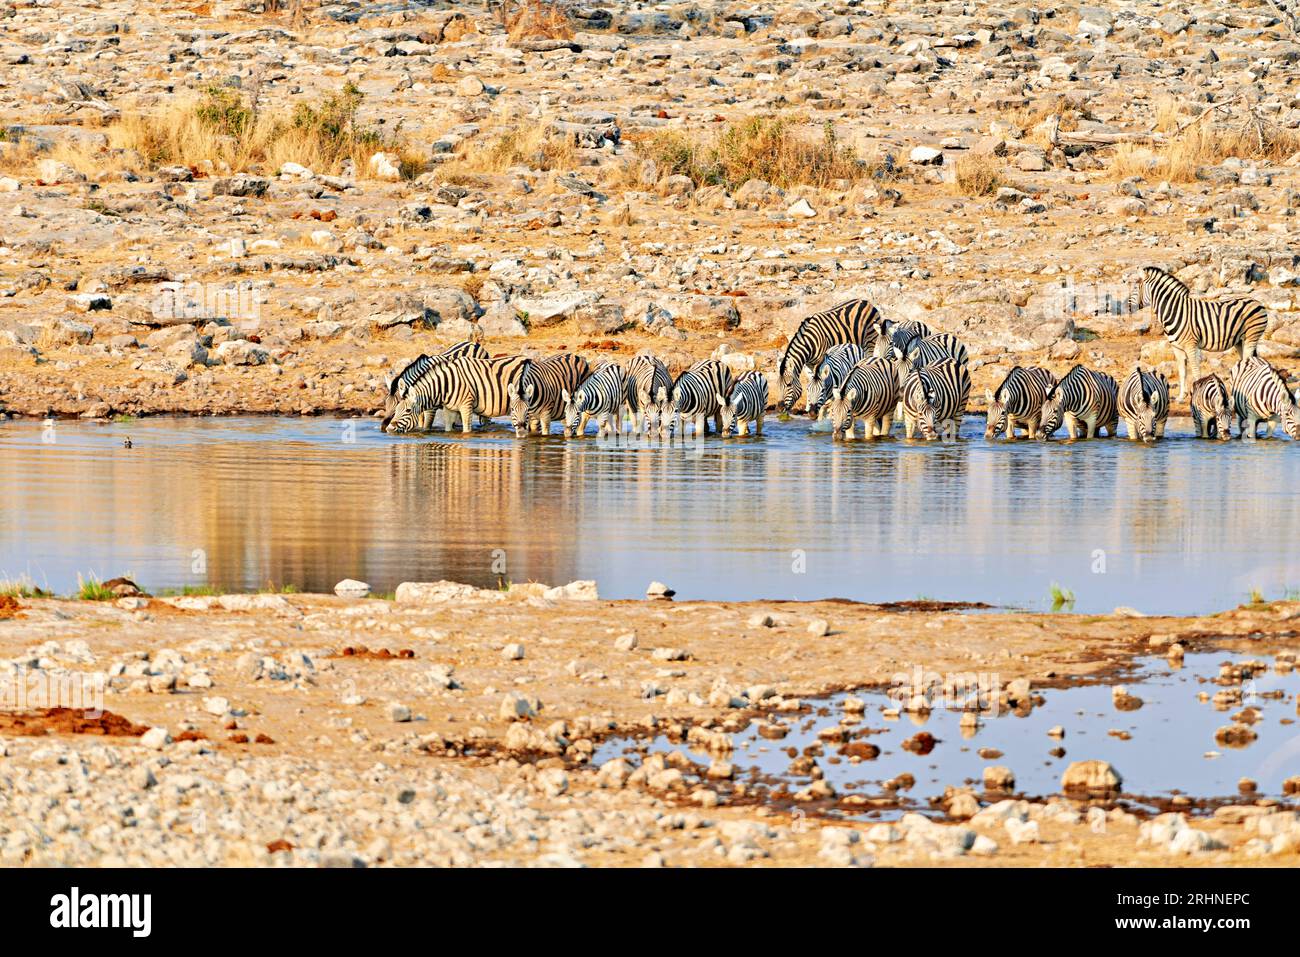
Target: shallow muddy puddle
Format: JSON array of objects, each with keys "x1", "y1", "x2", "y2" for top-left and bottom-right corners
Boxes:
[
  {"x1": 3, "y1": 414, "x2": 1300, "y2": 613},
  {"x1": 591, "y1": 650, "x2": 1300, "y2": 819}
]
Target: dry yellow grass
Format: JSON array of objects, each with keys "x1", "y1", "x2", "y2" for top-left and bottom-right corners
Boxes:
[
  {"x1": 496, "y1": 0, "x2": 573, "y2": 42},
  {"x1": 1105, "y1": 107, "x2": 1300, "y2": 182},
  {"x1": 441, "y1": 119, "x2": 578, "y2": 177},
  {"x1": 106, "y1": 83, "x2": 424, "y2": 180},
  {"x1": 949, "y1": 155, "x2": 1013, "y2": 196},
  {"x1": 635, "y1": 116, "x2": 865, "y2": 191}
]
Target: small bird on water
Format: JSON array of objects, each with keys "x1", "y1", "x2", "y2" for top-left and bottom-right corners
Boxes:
[{"x1": 123, "y1": 437, "x2": 132, "y2": 449}]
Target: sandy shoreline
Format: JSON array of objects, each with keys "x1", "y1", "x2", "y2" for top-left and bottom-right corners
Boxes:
[{"x1": 0, "y1": 585, "x2": 1296, "y2": 866}]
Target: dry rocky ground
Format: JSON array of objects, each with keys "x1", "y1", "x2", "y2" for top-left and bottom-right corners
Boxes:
[
  {"x1": 0, "y1": 581, "x2": 1297, "y2": 867},
  {"x1": 1, "y1": 0, "x2": 1300, "y2": 417}
]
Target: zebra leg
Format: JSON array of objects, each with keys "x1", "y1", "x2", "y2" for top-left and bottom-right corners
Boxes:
[
  {"x1": 1064, "y1": 413, "x2": 1079, "y2": 440},
  {"x1": 1187, "y1": 347, "x2": 1203, "y2": 400},
  {"x1": 1242, "y1": 415, "x2": 1258, "y2": 441},
  {"x1": 695, "y1": 413, "x2": 705, "y2": 437},
  {"x1": 1122, "y1": 417, "x2": 1137, "y2": 442},
  {"x1": 1171, "y1": 345, "x2": 1189, "y2": 401}
]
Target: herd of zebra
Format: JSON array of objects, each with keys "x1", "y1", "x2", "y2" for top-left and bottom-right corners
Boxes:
[{"x1": 379, "y1": 266, "x2": 1300, "y2": 442}]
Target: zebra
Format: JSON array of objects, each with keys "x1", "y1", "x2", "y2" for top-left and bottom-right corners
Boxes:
[
  {"x1": 384, "y1": 354, "x2": 527, "y2": 435},
  {"x1": 1035, "y1": 365, "x2": 1119, "y2": 440},
  {"x1": 384, "y1": 340, "x2": 488, "y2": 430},
  {"x1": 718, "y1": 371, "x2": 768, "y2": 437},
  {"x1": 1189, "y1": 374, "x2": 1232, "y2": 440},
  {"x1": 1117, "y1": 366, "x2": 1170, "y2": 442},
  {"x1": 1129, "y1": 266, "x2": 1270, "y2": 401},
  {"x1": 901, "y1": 357, "x2": 970, "y2": 440},
  {"x1": 507, "y1": 352, "x2": 591, "y2": 437},
  {"x1": 777, "y1": 299, "x2": 882, "y2": 414},
  {"x1": 625, "y1": 352, "x2": 674, "y2": 436},
  {"x1": 806, "y1": 343, "x2": 868, "y2": 420},
  {"x1": 827, "y1": 355, "x2": 905, "y2": 440},
  {"x1": 984, "y1": 366, "x2": 1057, "y2": 440},
  {"x1": 672, "y1": 359, "x2": 735, "y2": 436},
  {"x1": 562, "y1": 362, "x2": 628, "y2": 437},
  {"x1": 1227, "y1": 356, "x2": 1300, "y2": 440},
  {"x1": 900, "y1": 332, "x2": 968, "y2": 370},
  {"x1": 872, "y1": 318, "x2": 931, "y2": 359}
]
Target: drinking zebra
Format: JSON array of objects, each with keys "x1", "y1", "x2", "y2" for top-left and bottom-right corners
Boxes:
[
  {"x1": 900, "y1": 332, "x2": 969, "y2": 370},
  {"x1": 384, "y1": 354, "x2": 528, "y2": 434},
  {"x1": 777, "y1": 299, "x2": 882, "y2": 414},
  {"x1": 1035, "y1": 365, "x2": 1119, "y2": 440},
  {"x1": 1189, "y1": 374, "x2": 1232, "y2": 440},
  {"x1": 562, "y1": 362, "x2": 628, "y2": 438},
  {"x1": 806, "y1": 343, "x2": 868, "y2": 420},
  {"x1": 1117, "y1": 366, "x2": 1170, "y2": 442},
  {"x1": 984, "y1": 366, "x2": 1057, "y2": 440},
  {"x1": 1227, "y1": 356, "x2": 1300, "y2": 440},
  {"x1": 1130, "y1": 266, "x2": 1269, "y2": 401},
  {"x1": 384, "y1": 340, "x2": 488, "y2": 430},
  {"x1": 718, "y1": 371, "x2": 768, "y2": 437},
  {"x1": 672, "y1": 359, "x2": 735, "y2": 437},
  {"x1": 827, "y1": 355, "x2": 905, "y2": 440},
  {"x1": 507, "y1": 352, "x2": 591, "y2": 437},
  {"x1": 872, "y1": 319, "x2": 932, "y2": 359},
  {"x1": 901, "y1": 357, "x2": 970, "y2": 440},
  {"x1": 626, "y1": 353, "x2": 674, "y2": 436}
]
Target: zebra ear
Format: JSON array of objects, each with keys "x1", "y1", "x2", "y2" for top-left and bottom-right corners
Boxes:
[
  {"x1": 847, "y1": 387, "x2": 859, "y2": 404},
  {"x1": 656, "y1": 386, "x2": 668, "y2": 403},
  {"x1": 831, "y1": 386, "x2": 843, "y2": 400},
  {"x1": 984, "y1": 388, "x2": 994, "y2": 403},
  {"x1": 561, "y1": 389, "x2": 571, "y2": 404},
  {"x1": 714, "y1": 392, "x2": 726, "y2": 406}
]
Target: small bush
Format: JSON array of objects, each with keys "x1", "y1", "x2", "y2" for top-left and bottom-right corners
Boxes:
[
  {"x1": 637, "y1": 116, "x2": 865, "y2": 191},
  {"x1": 76, "y1": 574, "x2": 115, "y2": 601},
  {"x1": 950, "y1": 155, "x2": 1011, "y2": 196},
  {"x1": 496, "y1": 0, "x2": 573, "y2": 42}
]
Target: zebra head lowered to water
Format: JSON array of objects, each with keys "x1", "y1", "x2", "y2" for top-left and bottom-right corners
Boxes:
[
  {"x1": 901, "y1": 357, "x2": 970, "y2": 441},
  {"x1": 508, "y1": 352, "x2": 591, "y2": 438},
  {"x1": 1227, "y1": 355, "x2": 1300, "y2": 440},
  {"x1": 383, "y1": 340, "x2": 489, "y2": 430},
  {"x1": 1128, "y1": 266, "x2": 1269, "y2": 402},
  {"x1": 827, "y1": 355, "x2": 904, "y2": 440},
  {"x1": 1036, "y1": 364, "x2": 1119, "y2": 441},
  {"x1": 563, "y1": 362, "x2": 628, "y2": 438},
  {"x1": 626, "y1": 353, "x2": 674, "y2": 436},
  {"x1": 806, "y1": 343, "x2": 868, "y2": 420},
  {"x1": 984, "y1": 365, "x2": 1056, "y2": 440},
  {"x1": 717, "y1": 371, "x2": 768, "y2": 437},
  {"x1": 672, "y1": 359, "x2": 734, "y2": 437},
  {"x1": 1118, "y1": 365, "x2": 1170, "y2": 442},
  {"x1": 1190, "y1": 374, "x2": 1232, "y2": 440}
]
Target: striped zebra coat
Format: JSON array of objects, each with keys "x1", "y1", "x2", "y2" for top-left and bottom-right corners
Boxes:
[
  {"x1": 828, "y1": 355, "x2": 905, "y2": 440},
  {"x1": 1227, "y1": 356, "x2": 1300, "y2": 440},
  {"x1": 508, "y1": 353, "x2": 591, "y2": 437},
  {"x1": 872, "y1": 319, "x2": 932, "y2": 359},
  {"x1": 383, "y1": 354, "x2": 528, "y2": 434},
  {"x1": 625, "y1": 353, "x2": 674, "y2": 436},
  {"x1": 901, "y1": 357, "x2": 970, "y2": 440},
  {"x1": 1131, "y1": 266, "x2": 1269, "y2": 400},
  {"x1": 806, "y1": 344, "x2": 868, "y2": 420},
  {"x1": 1036, "y1": 365, "x2": 1119, "y2": 440},
  {"x1": 563, "y1": 362, "x2": 628, "y2": 437},
  {"x1": 718, "y1": 371, "x2": 768, "y2": 437},
  {"x1": 777, "y1": 299, "x2": 882, "y2": 413},
  {"x1": 384, "y1": 340, "x2": 488, "y2": 430},
  {"x1": 984, "y1": 366, "x2": 1057, "y2": 440},
  {"x1": 1190, "y1": 374, "x2": 1232, "y2": 440},
  {"x1": 673, "y1": 359, "x2": 735, "y2": 436},
  {"x1": 1117, "y1": 366, "x2": 1170, "y2": 442},
  {"x1": 900, "y1": 333, "x2": 969, "y2": 370}
]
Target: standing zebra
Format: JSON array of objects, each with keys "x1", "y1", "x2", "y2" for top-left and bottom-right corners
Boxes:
[
  {"x1": 626, "y1": 353, "x2": 674, "y2": 436},
  {"x1": 1189, "y1": 374, "x2": 1232, "y2": 440},
  {"x1": 1130, "y1": 266, "x2": 1269, "y2": 401},
  {"x1": 562, "y1": 362, "x2": 628, "y2": 438},
  {"x1": 806, "y1": 343, "x2": 868, "y2": 420},
  {"x1": 385, "y1": 340, "x2": 488, "y2": 430},
  {"x1": 1035, "y1": 365, "x2": 1119, "y2": 440},
  {"x1": 777, "y1": 299, "x2": 882, "y2": 414},
  {"x1": 672, "y1": 359, "x2": 735, "y2": 437},
  {"x1": 508, "y1": 352, "x2": 591, "y2": 437},
  {"x1": 827, "y1": 355, "x2": 905, "y2": 440},
  {"x1": 1117, "y1": 366, "x2": 1171, "y2": 442},
  {"x1": 984, "y1": 366, "x2": 1057, "y2": 440},
  {"x1": 384, "y1": 354, "x2": 528, "y2": 434},
  {"x1": 718, "y1": 371, "x2": 768, "y2": 437},
  {"x1": 872, "y1": 319, "x2": 932, "y2": 359},
  {"x1": 1227, "y1": 356, "x2": 1300, "y2": 440},
  {"x1": 900, "y1": 332, "x2": 968, "y2": 370},
  {"x1": 901, "y1": 357, "x2": 970, "y2": 441}
]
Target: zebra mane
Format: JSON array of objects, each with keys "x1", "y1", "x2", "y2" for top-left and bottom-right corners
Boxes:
[{"x1": 388, "y1": 354, "x2": 431, "y2": 396}]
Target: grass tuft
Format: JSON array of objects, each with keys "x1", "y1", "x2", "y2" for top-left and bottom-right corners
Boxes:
[{"x1": 76, "y1": 574, "x2": 116, "y2": 602}]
